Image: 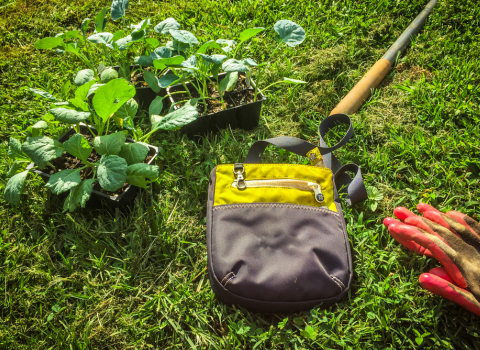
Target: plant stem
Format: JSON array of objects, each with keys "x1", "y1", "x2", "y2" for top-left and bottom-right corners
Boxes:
[
  {"x1": 105, "y1": 116, "x2": 111, "y2": 135},
  {"x1": 102, "y1": 45, "x2": 114, "y2": 66},
  {"x1": 181, "y1": 82, "x2": 192, "y2": 98},
  {"x1": 86, "y1": 124, "x2": 97, "y2": 138},
  {"x1": 217, "y1": 81, "x2": 226, "y2": 109},
  {"x1": 189, "y1": 80, "x2": 207, "y2": 114}
]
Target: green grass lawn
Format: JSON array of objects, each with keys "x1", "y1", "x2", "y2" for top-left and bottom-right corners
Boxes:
[{"x1": 1, "y1": 0, "x2": 480, "y2": 348}]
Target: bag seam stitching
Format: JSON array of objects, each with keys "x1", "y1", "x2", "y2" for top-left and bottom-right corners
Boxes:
[{"x1": 213, "y1": 203, "x2": 339, "y2": 216}]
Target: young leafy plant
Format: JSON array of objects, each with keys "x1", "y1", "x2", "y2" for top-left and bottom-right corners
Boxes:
[{"x1": 152, "y1": 19, "x2": 307, "y2": 117}]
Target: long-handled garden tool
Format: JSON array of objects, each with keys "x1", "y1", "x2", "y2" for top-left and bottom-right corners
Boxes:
[{"x1": 330, "y1": 0, "x2": 438, "y2": 116}]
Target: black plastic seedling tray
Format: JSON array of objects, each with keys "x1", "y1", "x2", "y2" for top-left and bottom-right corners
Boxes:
[
  {"x1": 29, "y1": 125, "x2": 159, "y2": 210},
  {"x1": 167, "y1": 72, "x2": 266, "y2": 139}
]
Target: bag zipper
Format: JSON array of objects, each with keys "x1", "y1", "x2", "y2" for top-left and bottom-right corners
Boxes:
[{"x1": 232, "y1": 178, "x2": 325, "y2": 204}]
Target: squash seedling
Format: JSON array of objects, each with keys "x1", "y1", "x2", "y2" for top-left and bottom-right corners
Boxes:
[
  {"x1": 154, "y1": 20, "x2": 307, "y2": 122},
  {"x1": 4, "y1": 78, "x2": 200, "y2": 211}
]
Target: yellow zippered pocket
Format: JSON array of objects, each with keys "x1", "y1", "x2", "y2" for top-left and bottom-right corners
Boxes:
[
  {"x1": 231, "y1": 179, "x2": 326, "y2": 204},
  {"x1": 214, "y1": 164, "x2": 337, "y2": 212}
]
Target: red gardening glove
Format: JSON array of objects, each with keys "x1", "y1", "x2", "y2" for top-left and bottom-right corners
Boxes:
[{"x1": 383, "y1": 203, "x2": 480, "y2": 316}]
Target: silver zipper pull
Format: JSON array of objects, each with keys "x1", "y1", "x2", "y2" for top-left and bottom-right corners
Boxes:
[
  {"x1": 233, "y1": 163, "x2": 246, "y2": 190},
  {"x1": 307, "y1": 182, "x2": 324, "y2": 203}
]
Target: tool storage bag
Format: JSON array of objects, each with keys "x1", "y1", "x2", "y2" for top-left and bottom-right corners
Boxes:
[{"x1": 206, "y1": 114, "x2": 368, "y2": 313}]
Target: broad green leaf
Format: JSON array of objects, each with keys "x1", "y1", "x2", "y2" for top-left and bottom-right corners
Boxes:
[
  {"x1": 64, "y1": 42, "x2": 80, "y2": 54},
  {"x1": 154, "y1": 17, "x2": 180, "y2": 34},
  {"x1": 282, "y1": 77, "x2": 307, "y2": 84},
  {"x1": 149, "y1": 96, "x2": 164, "y2": 116},
  {"x1": 111, "y1": 0, "x2": 129, "y2": 21},
  {"x1": 35, "y1": 37, "x2": 64, "y2": 49},
  {"x1": 32, "y1": 120, "x2": 48, "y2": 128},
  {"x1": 126, "y1": 163, "x2": 159, "y2": 188},
  {"x1": 115, "y1": 35, "x2": 132, "y2": 51},
  {"x1": 113, "y1": 98, "x2": 138, "y2": 120},
  {"x1": 131, "y1": 29, "x2": 146, "y2": 42},
  {"x1": 150, "y1": 46, "x2": 172, "y2": 60},
  {"x1": 158, "y1": 74, "x2": 179, "y2": 88},
  {"x1": 94, "y1": 7, "x2": 108, "y2": 33},
  {"x1": 63, "y1": 179, "x2": 95, "y2": 212},
  {"x1": 59, "y1": 30, "x2": 79, "y2": 40},
  {"x1": 87, "y1": 83, "x2": 104, "y2": 97},
  {"x1": 92, "y1": 79, "x2": 136, "y2": 122},
  {"x1": 28, "y1": 88, "x2": 58, "y2": 102},
  {"x1": 22, "y1": 136, "x2": 63, "y2": 169},
  {"x1": 46, "y1": 169, "x2": 82, "y2": 195},
  {"x1": 145, "y1": 37, "x2": 159, "y2": 47},
  {"x1": 143, "y1": 70, "x2": 160, "y2": 93},
  {"x1": 180, "y1": 55, "x2": 197, "y2": 69},
  {"x1": 49, "y1": 108, "x2": 91, "y2": 124},
  {"x1": 7, "y1": 161, "x2": 21, "y2": 177},
  {"x1": 130, "y1": 18, "x2": 150, "y2": 34},
  {"x1": 239, "y1": 27, "x2": 264, "y2": 42},
  {"x1": 4, "y1": 170, "x2": 29, "y2": 206},
  {"x1": 68, "y1": 98, "x2": 89, "y2": 111},
  {"x1": 74, "y1": 69, "x2": 95, "y2": 86},
  {"x1": 212, "y1": 63, "x2": 221, "y2": 79},
  {"x1": 135, "y1": 55, "x2": 153, "y2": 67},
  {"x1": 274, "y1": 20, "x2": 306, "y2": 47},
  {"x1": 81, "y1": 18, "x2": 90, "y2": 38},
  {"x1": 130, "y1": 19, "x2": 149, "y2": 41},
  {"x1": 169, "y1": 29, "x2": 198, "y2": 46},
  {"x1": 197, "y1": 54, "x2": 227, "y2": 65},
  {"x1": 216, "y1": 39, "x2": 236, "y2": 53},
  {"x1": 243, "y1": 58, "x2": 257, "y2": 66},
  {"x1": 93, "y1": 132, "x2": 127, "y2": 156},
  {"x1": 111, "y1": 30, "x2": 125, "y2": 42},
  {"x1": 151, "y1": 99, "x2": 198, "y2": 131},
  {"x1": 87, "y1": 32, "x2": 114, "y2": 48},
  {"x1": 97, "y1": 155, "x2": 127, "y2": 192},
  {"x1": 122, "y1": 117, "x2": 135, "y2": 131},
  {"x1": 63, "y1": 134, "x2": 92, "y2": 161},
  {"x1": 100, "y1": 67, "x2": 118, "y2": 83},
  {"x1": 8, "y1": 138, "x2": 27, "y2": 160},
  {"x1": 153, "y1": 55, "x2": 185, "y2": 70},
  {"x1": 118, "y1": 142, "x2": 149, "y2": 165},
  {"x1": 197, "y1": 40, "x2": 222, "y2": 54},
  {"x1": 219, "y1": 71, "x2": 238, "y2": 92},
  {"x1": 43, "y1": 113, "x2": 58, "y2": 123},
  {"x1": 75, "y1": 80, "x2": 96, "y2": 100},
  {"x1": 31, "y1": 120, "x2": 48, "y2": 130},
  {"x1": 222, "y1": 59, "x2": 249, "y2": 73},
  {"x1": 166, "y1": 39, "x2": 189, "y2": 52}
]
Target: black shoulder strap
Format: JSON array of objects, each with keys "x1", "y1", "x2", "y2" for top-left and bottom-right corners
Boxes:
[{"x1": 244, "y1": 113, "x2": 367, "y2": 205}]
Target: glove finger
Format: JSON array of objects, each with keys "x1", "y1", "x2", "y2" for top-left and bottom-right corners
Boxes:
[
  {"x1": 383, "y1": 217, "x2": 401, "y2": 227},
  {"x1": 447, "y1": 211, "x2": 480, "y2": 239},
  {"x1": 388, "y1": 223, "x2": 467, "y2": 288},
  {"x1": 428, "y1": 267, "x2": 455, "y2": 284},
  {"x1": 393, "y1": 207, "x2": 416, "y2": 221},
  {"x1": 392, "y1": 214, "x2": 451, "y2": 248},
  {"x1": 424, "y1": 211, "x2": 480, "y2": 250},
  {"x1": 417, "y1": 203, "x2": 442, "y2": 214},
  {"x1": 423, "y1": 210, "x2": 457, "y2": 233},
  {"x1": 419, "y1": 273, "x2": 480, "y2": 317},
  {"x1": 404, "y1": 216, "x2": 449, "y2": 245},
  {"x1": 384, "y1": 217, "x2": 433, "y2": 257}
]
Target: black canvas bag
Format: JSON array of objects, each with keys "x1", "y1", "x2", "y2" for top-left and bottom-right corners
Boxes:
[{"x1": 206, "y1": 114, "x2": 367, "y2": 313}]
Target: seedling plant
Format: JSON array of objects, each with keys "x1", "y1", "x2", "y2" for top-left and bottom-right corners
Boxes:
[{"x1": 4, "y1": 76, "x2": 200, "y2": 212}]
